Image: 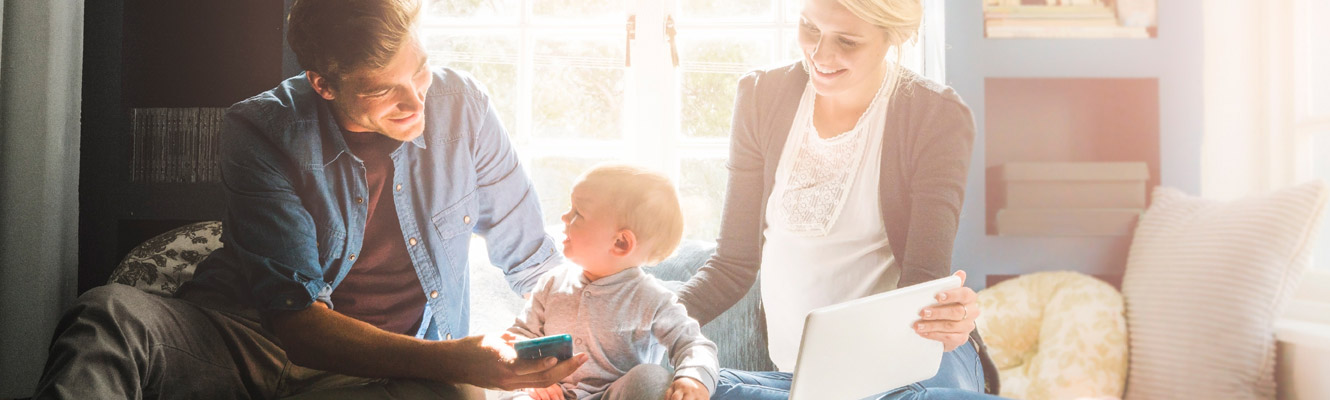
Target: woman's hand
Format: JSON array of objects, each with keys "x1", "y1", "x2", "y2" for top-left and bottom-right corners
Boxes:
[
  {"x1": 665, "y1": 377, "x2": 710, "y2": 400},
  {"x1": 914, "y1": 270, "x2": 980, "y2": 352}
]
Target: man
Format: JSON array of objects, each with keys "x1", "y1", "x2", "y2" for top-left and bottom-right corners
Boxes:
[{"x1": 34, "y1": 0, "x2": 586, "y2": 397}]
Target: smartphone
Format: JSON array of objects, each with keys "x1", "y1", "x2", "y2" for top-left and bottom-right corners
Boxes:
[{"x1": 514, "y1": 334, "x2": 573, "y2": 361}]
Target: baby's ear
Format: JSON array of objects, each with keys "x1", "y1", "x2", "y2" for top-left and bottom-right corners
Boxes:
[{"x1": 612, "y1": 229, "x2": 637, "y2": 257}]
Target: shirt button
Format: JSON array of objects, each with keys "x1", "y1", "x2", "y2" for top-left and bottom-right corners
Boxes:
[
  {"x1": 463, "y1": 215, "x2": 471, "y2": 224},
  {"x1": 395, "y1": 184, "x2": 402, "y2": 192},
  {"x1": 583, "y1": 291, "x2": 590, "y2": 297},
  {"x1": 355, "y1": 197, "x2": 364, "y2": 204},
  {"x1": 430, "y1": 290, "x2": 439, "y2": 299},
  {"x1": 409, "y1": 238, "x2": 418, "y2": 246},
  {"x1": 284, "y1": 299, "x2": 294, "y2": 306},
  {"x1": 348, "y1": 253, "x2": 357, "y2": 260},
  {"x1": 575, "y1": 338, "x2": 583, "y2": 345}
]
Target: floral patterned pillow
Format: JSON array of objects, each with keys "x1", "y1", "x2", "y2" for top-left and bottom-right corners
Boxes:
[
  {"x1": 976, "y1": 271, "x2": 1128, "y2": 400},
  {"x1": 109, "y1": 221, "x2": 223, "y2": 296}
]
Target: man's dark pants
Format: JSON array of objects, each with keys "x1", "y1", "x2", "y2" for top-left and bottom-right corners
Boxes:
[{"x1": 33, "y1": 283, "x2": 480, "y2": 399}]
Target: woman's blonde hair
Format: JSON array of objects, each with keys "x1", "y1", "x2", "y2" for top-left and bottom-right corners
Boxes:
[
  {"x1": 574, "y1": 164, "x2": 684, "y2": 265},
  {"x1": 838, "y1": 0, "x2": 923, "y2": 49}
]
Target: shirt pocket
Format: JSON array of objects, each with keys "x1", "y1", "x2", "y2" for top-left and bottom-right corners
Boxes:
[
  {"x1": 317, "y1": 227, "x2": 346, "y2": 265},
  {"x1": 431, "y1": 191, "x2": 479, "y2": 239}
]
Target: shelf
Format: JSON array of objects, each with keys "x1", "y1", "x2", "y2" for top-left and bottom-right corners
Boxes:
[
  {"x1": 982, "y1": 1, "x2": 1157, "y2": 39},
  {"x1": 983, "y1": 77, "x2": 1160, "y2": 236}
]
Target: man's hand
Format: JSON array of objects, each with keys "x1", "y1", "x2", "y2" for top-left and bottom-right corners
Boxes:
[
  {"x1": 524, "y1": 383, "x2": 567, "y2": 400},
  {"x1": 914, "y1": 270, "x2": 980, "y2": 352},
  {"x1": 439, "y1": 332, "x2": 587, "y2": 391},
  {"x1": 665, "y1": 377, "x2": 709, "y2": 400}
]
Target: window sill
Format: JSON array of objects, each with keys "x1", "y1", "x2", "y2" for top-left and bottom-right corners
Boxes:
[
  {"x1": 1276, "y1": 319, "x2": 1330, "y2": 350},
  {"x1": 1275, "y1": 269, "x2": 1330, "y2": 349}
]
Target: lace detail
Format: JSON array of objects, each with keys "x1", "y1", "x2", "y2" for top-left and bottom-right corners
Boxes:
[
  {"x1": 778, "y1": 120, "x2": 870, "y2": 232},
  {"x1": 772, "y1": 71, "x2": 894, "y2": 236}
]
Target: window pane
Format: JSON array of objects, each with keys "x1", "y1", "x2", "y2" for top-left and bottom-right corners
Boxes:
[
  {"x1": 531, "y1": 157, "x2": 610, "y2": 228},
  {"x1": 680, "y1": 0, "x2": 775, "y2": 21},
  {"x1": 1313, "y1": 131, "x2": 1330, "y2": 268},
  {"x1": 1306, "y1": 0, "x2": 1330, "y2": 118},
  {"x1": 680, "y1": 158, "x2": 728, "y2": 241},
  {"x1": 532, "y1": 35, "x2": 626, "y2": 140},
  {"x1": 425, "y1": 32, "x2": 520, "y2": 138},
  {"x1": 785, "y1": 0, "x2": 802, "y2": 23},
  {"x1": 532, "y1": 0, "x2": 623, "y2": 22},
  {"x1": 424, "y1": 0, "x2": 519, "y2": 22},
  {"x1": 678, "y1": 33, "x2": 772, "y2": 139}
]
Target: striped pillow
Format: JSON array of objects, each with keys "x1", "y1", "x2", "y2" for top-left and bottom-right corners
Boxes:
[{"x1": 1122, "y1": 182, "x2": 1328, "y2": 400}]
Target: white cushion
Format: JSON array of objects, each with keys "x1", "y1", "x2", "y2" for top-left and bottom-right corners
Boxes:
[{"x1": 1122, "y1": 182, "x2": 1329, "y2": 400}]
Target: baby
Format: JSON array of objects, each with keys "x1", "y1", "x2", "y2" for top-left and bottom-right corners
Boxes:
[{"x1": 505, "y1": 164, "x2": 717, "y2": 400}]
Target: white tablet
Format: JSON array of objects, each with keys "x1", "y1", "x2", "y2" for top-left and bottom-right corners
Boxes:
[{"x1": 788, "y1": 275, "x2": 963, "y2": 400}]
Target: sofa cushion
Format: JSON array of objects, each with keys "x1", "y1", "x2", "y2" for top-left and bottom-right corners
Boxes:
[
  {"x1": 1122, "y1": 182, "x2": 1329, "y2": 400},
  {"x1": 110, "y1": 221, "x2": 223, "y2": 295},
  {"x1": 977, "y1": 271, "x2": 1127, "y2": 400}
]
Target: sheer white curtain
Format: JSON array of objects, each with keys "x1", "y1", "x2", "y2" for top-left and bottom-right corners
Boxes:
[
  {"x1": 1202, "y1": 0, "x2": 1330, "y2": 322},
  {"x1": 1200, "y1": 0, "x2": 1293, "y2": 200},
  {"x1": 0, "y1": 0, "x2": 84, "y2": 396}
]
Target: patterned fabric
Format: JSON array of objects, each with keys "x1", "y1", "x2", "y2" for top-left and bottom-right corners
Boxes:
[
  {"x1": 976, "y1": 271, "x2": 1128, "y2": 400},
  {"x1": 777, "y1": 120, "x2": 871, "y2": 233},
  {"x1": 110, "y1": 221, "x2": 223, "y2": 296},
  {"x1": 1122, "y1": 182, "x2": 1329, "y2": 400}
]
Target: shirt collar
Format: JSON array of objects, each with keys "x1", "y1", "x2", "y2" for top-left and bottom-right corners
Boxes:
[
  {"x1": 580, "y1": 265, "x2": 645, "y2": 287},
  {"x1": 318, "y1": 100, "x2": 429, "y2": 166}
]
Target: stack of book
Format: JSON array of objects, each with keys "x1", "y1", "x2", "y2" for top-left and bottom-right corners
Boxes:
[
  {"x1": 995, "y1": 162, "x2": 1149, "y2": 236},
  {"x1": 983, "y1": 1, "x2": 1153, "y2": 39},
  {"x1": 130, "y1": 107, "x2": 227, "y2": 183}
]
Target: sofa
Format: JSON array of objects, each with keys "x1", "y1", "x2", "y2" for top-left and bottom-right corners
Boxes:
[{"x1": 112, "y1": 180, "x2": 1330, "y2": 400}]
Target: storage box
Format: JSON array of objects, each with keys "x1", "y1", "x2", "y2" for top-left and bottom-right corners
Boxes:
[
  {"x1": 996, "y1": 208, "x2": 1144, "y2": 236},
  {"x1": 1001, "y1": 162, "x2": 1149, "y2": 209}
]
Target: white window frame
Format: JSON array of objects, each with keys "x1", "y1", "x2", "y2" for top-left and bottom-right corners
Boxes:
[
  {"x1": 1279, "y1": 0, "x2": 1330, "y2": 340},
  {"x1": 421, "y1": 0, "x2": 945, "y2": 238}
]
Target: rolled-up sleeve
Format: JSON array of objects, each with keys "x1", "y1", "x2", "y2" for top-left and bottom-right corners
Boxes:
[{"x1": 216, "y1": 107, "x2": 329, "y2": 315}]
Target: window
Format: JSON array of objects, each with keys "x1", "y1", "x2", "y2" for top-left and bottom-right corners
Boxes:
[
  {"x1": 1296, "y1": 0, "x2": 1330, "y2": 268},
  {"x1": 423, "y1": 0, "x2": 945, "y2": 241}
]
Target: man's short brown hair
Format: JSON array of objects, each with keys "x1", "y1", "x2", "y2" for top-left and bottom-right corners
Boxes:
[{"x1": 287, "y1": 0, "x2": 421, "y2": 86}]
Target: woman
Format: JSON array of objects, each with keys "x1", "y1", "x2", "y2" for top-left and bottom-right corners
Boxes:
[{"x1": 675, "y1": 0, "x2": 1001, "y2": 398}]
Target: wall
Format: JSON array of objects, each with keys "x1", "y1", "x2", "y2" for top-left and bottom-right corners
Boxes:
[
  {"x1": 945, "y1": 0, "x2": 1206, "y2": 289},
  {"x1": 78, "y1": 0, "x2": 284, "y2": 294},
  {"x1": 0, "y1": 1, "x2": 84, "y2": 396}
]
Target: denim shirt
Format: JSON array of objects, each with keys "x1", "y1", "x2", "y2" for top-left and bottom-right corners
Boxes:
[{"x1": 183, "y1": 68, "x2": 561, "y2": 341}]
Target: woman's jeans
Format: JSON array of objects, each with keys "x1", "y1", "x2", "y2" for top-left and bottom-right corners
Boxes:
[{"x1": 711, "y1": 341, "x2": 1005, "y2": 400}]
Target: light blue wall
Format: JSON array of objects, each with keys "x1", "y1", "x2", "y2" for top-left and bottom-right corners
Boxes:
[{"x1": 944, "y1": 1, "x2": 1205, "y2": 290}]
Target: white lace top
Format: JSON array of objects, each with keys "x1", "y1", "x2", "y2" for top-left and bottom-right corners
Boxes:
[{"x1": 760, "y1": 77, "x2": 900, "y2": 372}]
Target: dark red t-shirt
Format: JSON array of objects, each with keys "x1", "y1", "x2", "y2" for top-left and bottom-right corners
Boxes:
[{"x1": 330, "y1": 131, "x2": 426, "y2": 335}]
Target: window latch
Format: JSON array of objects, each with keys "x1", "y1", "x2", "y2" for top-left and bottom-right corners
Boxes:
[
  {"x1": 626, "y1": 15, "x2": 636, "y2": 67},
  {"x1": 665, "y1": 15, "x2": 679, "y2": 68}
]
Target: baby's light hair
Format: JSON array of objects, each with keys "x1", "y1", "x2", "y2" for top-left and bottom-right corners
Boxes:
[{"x1": 574, "y1": 164, "x2": 684, "y2": 264}]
